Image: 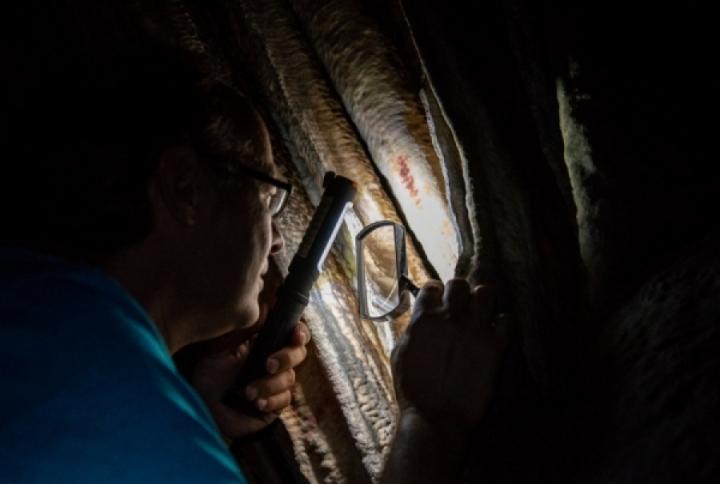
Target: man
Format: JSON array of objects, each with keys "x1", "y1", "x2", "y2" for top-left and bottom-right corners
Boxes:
[
  {"x1": 1, "y1": 45, "x2": 510, "y2": 483},
  {"x1": 2, "y1": 45, "x2": 311, "y2": 482}
]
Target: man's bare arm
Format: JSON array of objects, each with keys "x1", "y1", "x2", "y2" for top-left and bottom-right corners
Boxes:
[{"x1": 382, "y1": 409, "x2": 469, "y2": 484}]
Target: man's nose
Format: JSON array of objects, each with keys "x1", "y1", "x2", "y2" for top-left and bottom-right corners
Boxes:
[{"x1": 270, "y1": 219, "x2": 285, "y2": 255}]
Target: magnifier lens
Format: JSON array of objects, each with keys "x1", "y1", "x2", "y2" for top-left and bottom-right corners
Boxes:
[{"x1": 356, "y1": 220, "x2": 418, "y2": 321}]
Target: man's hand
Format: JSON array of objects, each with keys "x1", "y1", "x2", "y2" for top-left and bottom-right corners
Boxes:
[
  {"x1": 185, "y1": 323, "x2": 310, "y2": 440},
  {"x1": 382, "y1": 279, "x2": 511, "y2": 484},
  {"x1": 391, "y1": 279, "x2": 511, "y2": 432}
]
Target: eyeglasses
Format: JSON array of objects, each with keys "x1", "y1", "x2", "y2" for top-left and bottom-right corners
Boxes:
[
  {"x1": 204, "y1": 153, "x2": 292, "y2": 217},
  {"x1": 237, "y1": 164, "x2": 292, "y2": 217}
]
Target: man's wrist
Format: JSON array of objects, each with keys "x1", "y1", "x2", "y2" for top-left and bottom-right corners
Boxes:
[{"x1": 381, "y1": 407, "x2": 471, "y2": 483}]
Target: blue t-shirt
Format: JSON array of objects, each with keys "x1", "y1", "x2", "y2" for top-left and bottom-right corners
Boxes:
[{"x1": 0, "y1": 248, "x2": 247, "y2": 483}]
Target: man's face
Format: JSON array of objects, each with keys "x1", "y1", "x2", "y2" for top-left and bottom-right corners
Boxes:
[{"x1": 186, "y1": 122, "x2": 284, "y2": 340}]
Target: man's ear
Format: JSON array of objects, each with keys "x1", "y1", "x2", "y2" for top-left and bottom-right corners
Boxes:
[{"x1": 154, "y1": 145, "x2": 204, "y2": 227}]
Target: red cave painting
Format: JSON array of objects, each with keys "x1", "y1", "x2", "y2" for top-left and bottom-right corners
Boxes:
[{"x1": 396, "y1": 154, "x2": 420, "y2": 200}]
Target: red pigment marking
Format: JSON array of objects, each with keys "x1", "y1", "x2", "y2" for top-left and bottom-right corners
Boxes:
[{"x1": 396, "y1": 154, "x2": 420, "y2": 200}]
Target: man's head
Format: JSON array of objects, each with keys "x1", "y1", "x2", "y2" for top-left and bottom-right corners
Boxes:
[
  {"x1": 4, "y1": 44, "x2": 286, "y2": 349},
  {"x1": 148, "y1": 106, "x2": 287, "y2": 346}
]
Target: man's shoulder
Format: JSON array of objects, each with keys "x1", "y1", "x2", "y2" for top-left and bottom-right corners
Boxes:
[
  {"x1": 1, "y1": 248, "x2": 168, "y2": 373},
  {"x1": 1, "y1": 247, "x2": 150, "y2": 325}
]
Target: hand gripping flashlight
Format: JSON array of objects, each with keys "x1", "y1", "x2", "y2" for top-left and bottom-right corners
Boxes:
[{"x1": 224, "y1": 172, "x2": 356, "y2": 416}]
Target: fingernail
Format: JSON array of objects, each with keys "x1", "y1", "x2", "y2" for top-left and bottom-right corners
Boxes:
[
  {"x1": 256, "y1": 398, "x2": 267, "y2": 411},
  {"x1": 301, "y1": 331, "x2": 310, "y2": 345},
  {"x1": 267, "y1": 358, "x2": 279, "y2": 374},
  {"x1": 245, "y1": 386, "x2": 258, "y2": 400}
]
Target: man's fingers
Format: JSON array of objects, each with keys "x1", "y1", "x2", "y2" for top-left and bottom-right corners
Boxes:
[
  {"x1": 267, "y1": 343, "x2": 308, "y2": 374},
  {"x1": 264, "y1": 323, "x2": 310, "y2": 377},
  {"x1": 414, "y1": 280, "x2": 444, "y2": 312},
  {"x1": 246, "y1": 369, "x2": 296, "y2": 400},
  {"x1": 442, "y1": 279, "x2": 471, "y2": 314},
  {"x1": 256, "y1": 390, "x2": 292, "y2": 413},
  {"x1": 292, "y1": 322, "x2": 311, "y2": 346}
]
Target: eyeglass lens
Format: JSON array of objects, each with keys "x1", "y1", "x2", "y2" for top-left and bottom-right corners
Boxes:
[{"x1": 270, "y1": 188, "x2": 289, "y2": 216}]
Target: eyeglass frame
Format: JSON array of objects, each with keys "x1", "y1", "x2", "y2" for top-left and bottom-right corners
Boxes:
[
  {"x1": 202, "y1": 153, "x2": 293, "y2": 217},
  {"x1": 236, "y1": 164, "x2": 292, "y2": 217}
]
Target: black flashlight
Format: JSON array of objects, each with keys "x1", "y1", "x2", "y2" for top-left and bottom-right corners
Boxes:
[{"x1": 224, "y1": 171, "x2": 356, "y2": 415}]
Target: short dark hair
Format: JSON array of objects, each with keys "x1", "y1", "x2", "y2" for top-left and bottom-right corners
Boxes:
[{"x1": 3, "y1": 44, "x2": 265, "y2": 255}]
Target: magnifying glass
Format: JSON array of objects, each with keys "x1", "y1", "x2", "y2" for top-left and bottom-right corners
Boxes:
[{"x1": 356, "y1": 220, "x2": 419, "y2": 321}]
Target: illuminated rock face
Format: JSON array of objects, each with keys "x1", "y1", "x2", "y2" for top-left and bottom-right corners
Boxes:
[
  {"x1": 223, "y1": 2, "x2": 435, "y2": 480},
  {"x1": 287, "y1": 0, "x2": 459, "y2": 282},
  {"x1": 216, "y1": 1, "x2": 468, "y2": 481}
]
